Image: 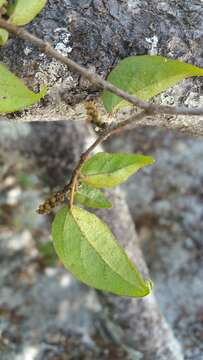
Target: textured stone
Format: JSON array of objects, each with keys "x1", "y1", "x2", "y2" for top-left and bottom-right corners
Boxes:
[
  {"x1": 0, "y1": 121, "x2": 183, "y2": 359},
  {"x1": 1, "y1": 0, "x2": 203, "y2": 358}
]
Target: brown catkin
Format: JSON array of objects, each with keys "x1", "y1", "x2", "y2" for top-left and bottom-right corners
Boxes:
[
  {"x1": 36, "y1": 186, "x2": 70, "y2": 215},
  {"x1": 85, "y1": 101, "x2": 100, "y2": 125}
]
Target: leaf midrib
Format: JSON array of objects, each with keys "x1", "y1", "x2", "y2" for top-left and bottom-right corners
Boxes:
[
  {"x1": 107, "y1": 59, "x2": 203, "y2": 110},
  {"x1": 83, "y1": 160, "x2": 140, "y2": 177},
  {"x1": 69, "y1": 210, "x2": 144, "y2": 291}
]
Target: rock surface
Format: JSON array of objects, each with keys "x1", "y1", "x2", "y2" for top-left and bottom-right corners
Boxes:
[
  {"x1": 106, "y1": 127, "x2": 203, "y2": 359},
  {"x1": 0, "y1": 0, "x2": 202, "y2": 120},
  {"x1": 0, "y1": 0, "x2": 203, "y2": 359},
  {"x1": 0, "y1": 121, "x2": 183, "y2": 359}
]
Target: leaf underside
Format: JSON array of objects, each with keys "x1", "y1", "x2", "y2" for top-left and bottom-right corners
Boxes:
[{"x1": 74, "y1": 184, "x2": 112, "y2": 209}]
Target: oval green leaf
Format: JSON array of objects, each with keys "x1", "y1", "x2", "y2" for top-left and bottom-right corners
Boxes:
[
  {"x1": 0, "y1": 28, "x2": 8, "y2": 46},
  {"x1": 8, "y1": 0, "x2": 47, "y2": 26},
  {"x1": 102, "y1": 55, "x2": 203, "y2": 112},
  {"x1": 74, "y1": 184, "x2": 112, "y2": 209},
  {"x1": 81, "y1": 152, "x2": 155, "y2": 188},
  {"x1": 0, "y1": 63, "x2": 47, "y2": 113},
  {"x1": 52, "y1": 206, "x2": 152, "y2": 297}
]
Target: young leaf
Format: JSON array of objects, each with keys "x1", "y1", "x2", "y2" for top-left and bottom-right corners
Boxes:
[
  {"x1": 0, "y1": 63, "x2": 46, "y2": 113},
  {"x1": 102, "y1": 55, "x2": 203, "y2": 112},
  {"x1": 52, "y1": 206, "x2": 152, "y2": 297},
  {"x1": 8, "y1": 0, "x2": 47, "y2": 26},
  {"x1": 81, "y1": 152, "x2": 154, "y2": 188},
  {"x1": 0, "y1": 29, "x2": 8, "y2": 46},
  {"x1": 74, "y1": 184, "x2": 112, "y2": 209}
]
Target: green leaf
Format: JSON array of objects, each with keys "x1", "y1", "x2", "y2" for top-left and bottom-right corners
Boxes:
[
  {"x1": 0, "y1": 63, "x2": 47, "y2": 113},
  {"x1": 0, "y1": 1, "x2": 8, "y2": 46},
  {"x1": 74, "y1": 183, "x2": 112, "y2": 209},
  {"x1": 0, "y1": 29, "x2": 8, "y2": 46},
  {"x1": 52, "y1": 206, "x2": 152, "y2": 297},
  {"x1": 102, "y1": 55, "x2": 203, "y2": 112},
  {"x1": 81, "y1": 152, "x2": 154, "y2": 188},
  {"x1": 0, "y1": 0, "x2": 6, "y2": 7},
  {"x1": 8, "y1": 0, "x2": 47, "y2": 26}
]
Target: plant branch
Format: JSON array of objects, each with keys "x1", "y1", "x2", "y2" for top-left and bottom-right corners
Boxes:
[
  {"x1": 37, "y1": 110, "x2": 148, "y2": 212},
  {"x1": 1, "y1": 18, "x2": 202, "y2": 210},
  {"x1": 68, "y1": 110, "x2": 148, "y2": 209},
  {"x1": 117, "y1": 108, "x2": 203, "y2": 137},
  {"x1": 0, "y1": 19, "x2": 203, "y2": 117},
  {"x1": 37, "y1": 106, "x2": 202, "y2": 213}
]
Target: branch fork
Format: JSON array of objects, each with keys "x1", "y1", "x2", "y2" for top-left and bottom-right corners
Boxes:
[{"x1": 0, "y1": 19, "x2": 202, "y2": 211}]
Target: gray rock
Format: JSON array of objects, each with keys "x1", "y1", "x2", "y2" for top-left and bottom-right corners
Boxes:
[
  {"x1": 1, "y1": 0, "x2": 203, "y2": 358},
  {"x1": 0, "y1": 121, "x2": 183, "y2": 359},
  {"x1": 106, "y1": 126, "x2": 203, "y2": 359},
  {"x1": 0, "y1": 0, "x2": 202, "y2": 121}
]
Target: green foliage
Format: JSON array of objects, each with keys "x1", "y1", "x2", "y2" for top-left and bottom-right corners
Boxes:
[
  {"x1": 102, "y1": 55, "x2": 203, "y2": 112},
  {"x1": 0, "y1": 1, "x2": 200, "y2": 298},
  {"x1": 52, "y1": 151, "x2": 155, "y2": 297},
  {"x1": 0, "y1": 1, "x2": 8, "y2": 45},
  {"x1": 51, "y1": 152, "x2": 155, "y2": 297},
  {"x1": 0, "y1": 0, "x2": 6, "y2": 7},
  {"x1": 0, "y1": 1, "x2": 47, "y2": 111},
  {"x1": 52, "y1": 206, "x2": 152, "y2": 297},
  {"x1": 74, "y1": 183, "x2": 112, "y2": 209},
  {"x1": 8, "y1": 0, "x2": 47, "y2": 26},
  {"x1": 0, "y1": 0, "x2": 47, "y2": 47},
  {"x1": 81, "y1": 152, "x2": 154, "y2": 188},
  {"x1": 0, "y1": 63, "x2": 46, "y2": 113},
  {"x1": 0, "y1": 28, "x2": 8, "y2": 45}
]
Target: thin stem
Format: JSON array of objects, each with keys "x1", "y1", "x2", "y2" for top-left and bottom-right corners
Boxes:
[
  {"x1": 0, "y1": 19, "x2": 203, "y2": 117},
  {"x1": 68, "y1": 110, "x2": 148, "y2": 208},
  {"x1": 37, "y1": 110, "x2": 147, "y2": 213},
  {"x1": 1, "y1": 19, "x2": 202, "y2": 210}
]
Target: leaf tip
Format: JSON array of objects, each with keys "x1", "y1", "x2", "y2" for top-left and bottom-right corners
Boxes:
[
  {"x1": 147, "y1": 156, "x2": 155, "y2": 165},
  {"x1": 144, "y1": 279, "x2": 154, "y2": 295},
  {"x1": 147, "y1": 279, "x2": 153, "y2": 290}
]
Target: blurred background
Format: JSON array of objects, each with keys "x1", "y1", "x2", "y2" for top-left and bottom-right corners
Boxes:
[
  {"x1": 0, "y1": 0, "x2": 203, "y2": 358},
  {"x1": 0, "y1": 122, "x2": 203, "y2": 359}
]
